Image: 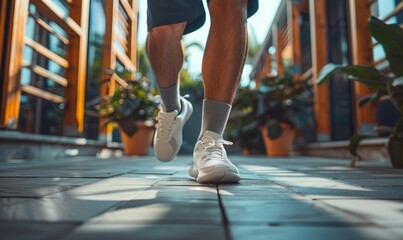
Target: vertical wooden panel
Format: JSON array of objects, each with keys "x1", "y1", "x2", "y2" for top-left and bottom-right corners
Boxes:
[
  {"x1": 0, "y1": 1, "x2": 7, "y2": 118},
  {"x1": 255, "y1": 54, "x2": 272, "y2": 88},
  {"x1": 99, "y1": 0, "x2": 119, "y2": 140},
  {"x1": 349, "y1": 0, "x2": 376, "y2": 133},
  {"x1": 0, "y1": 0, "x2": 30, "y2": 128},
  {"x1": 309, "y1": 0, "x2": 331, "y2": 141},
  {"x1": 263, "y1": 54, "x2": 272, "y2": 76},
  {"x1": 290, "y1": 1, "x2": 302, "y2": 67},
  {"x1": 128, "y1": 0, "x2": 137, "y2": 67},
  {"x1": 63, "y1": 0, "x2": 90, "y2": 135},
  {"x1": 0, "y1": 0, "x2": 6, "y2": 78},
  {"x1": 99, "y1": 0, "x2": 138, "y2": 140},
  {"x1": 273, "y1": 25, "x2": 284, "y2": 76}
]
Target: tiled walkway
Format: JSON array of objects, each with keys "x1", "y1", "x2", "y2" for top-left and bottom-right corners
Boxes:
[{"x1": 1, "y1": 155, "x2": 403, "y2": 240}]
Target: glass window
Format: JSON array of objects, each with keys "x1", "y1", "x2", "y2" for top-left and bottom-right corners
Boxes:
[
  {"x1": 326, "y1": 0, "x2": 354, "y2": 141},
  {"x1": 371, "y1": 0, "x2": 403, "y2": 62},
  {"x1": 18, "y1": 93, "x2": 63, "y2": 135},
  {"x1": 18, "y1": 3, "x2": 68, "y2": 135},
  {"x1": 84, "y1": 0, "x2": 107, "y2": 139},
  {"x1": 53, "y1": 0, "x2": 70, "y2": 17},
  {"x1": 299, "y1": 12, "x2": 312, "y2": 73}
]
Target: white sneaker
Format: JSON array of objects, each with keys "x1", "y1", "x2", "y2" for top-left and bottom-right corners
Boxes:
[
  {"x1": 154, "y1": 97, "x2": 193, "y2": 162},
  {"x1": 189, "y1": 131, "x2": 241, "y2": 183}
]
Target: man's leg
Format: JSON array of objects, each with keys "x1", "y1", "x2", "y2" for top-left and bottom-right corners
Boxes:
[
  {"x1": 147, "y1": 23, "x2": 194, "y2": 162},
  {"x1": 190, "y1": 0, "x2": 248, "y2": 183},
  {"x1": 199, "y1": 0, "x2": 249, "y2": 137},
  {"x1": 146, "y1": 23, "x2": 186, "y2": 112}
]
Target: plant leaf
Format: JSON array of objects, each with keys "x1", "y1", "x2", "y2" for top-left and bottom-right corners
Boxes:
[
  {"x1": 117, "y1": 116, "x2": 138, "y2": 137},
  {"x1": 317, "y1": 64, "x2": 390, "y2": 91},
  {"x1": 392, "y1": 76, "x2": 403, "y2": 87},
  {"x1": 349, "y1": 134, "x2": 369, "y2": 156},
  {"x1": 369, "y1": 16, "x2": 403, "y2": 77},
  {"x1": 357, "y1": 90, "x2": 387, "y2": 108},
  {"x1": 387, "y1": 82, "x2": 403, "y2": 114}
]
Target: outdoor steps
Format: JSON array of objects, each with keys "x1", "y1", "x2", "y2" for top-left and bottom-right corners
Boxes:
[
  {"x1": 0, "y1": 130, "x2": 123, "y2": 161},
  {"x1": 294, "y1": 138, "x2": 390, "y2": 164}
]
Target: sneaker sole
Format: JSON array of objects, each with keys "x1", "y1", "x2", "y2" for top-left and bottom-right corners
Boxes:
[{"x1": 196, "y1": 166, "x2": 241, "y2": 184}]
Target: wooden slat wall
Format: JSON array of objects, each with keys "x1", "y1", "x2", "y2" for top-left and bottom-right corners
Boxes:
[
  {"x1": 309, "y1": 0, "x2": 331, "y2": 141},
  {"x1": 0, "y1": 0, "x2": 30, "y2": 128},
  {"x1": 63, "y1": 0, "x2": 90, "y2": 135},
  {"x1": 1, "y1": 0, "x2": 90, "y2": 136},
  {"x1": 274, "y1": 25, "x2": 284, "y2": 76},
  {"x1": 348, "y1": 0, "x2": 376, "y2": 133},
  {"x1": 1, "y1": 0, "x2": 138, "y2": 138},
  {"x1": 100, "y1": 0, "x2": 138, "y2": 140},
  {"x1": 290, "y1": 1, "x2": 302, "y2": 67},
  {"x1": 0, "y1": 0, "x2": 7, "y2": 124}
]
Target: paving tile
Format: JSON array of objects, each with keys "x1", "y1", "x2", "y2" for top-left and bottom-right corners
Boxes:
[
  {"x1": 0, "y1": 198, "x2": 119, "y2": 222},
  {"x1": 336, "y1": 178, "x2": 403, "y2": 187},
  {"x1": 0, "y1": 184, "x2": 71, "y2": 197},
  {"x1": 62, "y1": 223, "x2": 226, "y2": 240},
  {"x1": 292, "y1": 187, "x2": 403, "y2": 200},
  {"x1": 223, "y1": 200, "x2": 367, "y2": 225},
  {"x1": 319, "y1": 199, "x2": 403, "y2": 227},
  {"x1": 230, "y1": 226, "x2": 400, "y2": 240},
  {"x1": 218, "y1": 185, "x2": 296, "y2": 201},
  {"x1": 0, "y1": 178, "x2": 26, "y2": 184},
  {"x1": 119, "y1": 198, "x2": 219, "y2": 208},
  {"x1": 127, "y1": 169, "x2": 178, "y2": 175},
  {"x1": 90, "y1": 202, "x2": 222, "y2": 224},
  {"x1": 92, "y1": 174, "x2": 163, "y2": 186},
  {"x1": 0, "y1": 170, "x2": 125, "y2": 178},
  {"x1": 155, "y1": 179, "x2": 202, "y2": 186},
  {"x1": 12, "y1": 177, "x2": 99, "y2": 186},
  {"x1": 133, "y1": 186, "x2": 219, "y2": 200},
  {"x1": 0, "y1": 222, "x2": 76, "y2": 240},
  {"x1": 0, "y1": 155, "x2": 402, "y2": 240},
  {"x1": 47, "y1": 184, "x2": 150, "y2": 201},
  {"x1": 0, "y1": 198, "x2": 28, "y2": 207}
]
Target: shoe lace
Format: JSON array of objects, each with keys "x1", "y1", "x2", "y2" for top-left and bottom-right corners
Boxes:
[
  {"x1": 156, "y1": 113, "x2": 176, "y2": 141},
  {"x1": 201, "y1": 136, "x2": 233, "y2": 160}
]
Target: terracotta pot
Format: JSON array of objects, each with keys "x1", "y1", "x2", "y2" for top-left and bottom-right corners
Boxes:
[
  {"x1": 119, "y1": 121, "x2": 155, "y2": 156},
  {"x1": 260, "y1": 123, "x2": 295, "y2": 156}
]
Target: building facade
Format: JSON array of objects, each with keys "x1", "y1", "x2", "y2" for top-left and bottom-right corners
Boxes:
[
  {"x1": 251, "y1": 0, "x2": 402, "y2": 145},
  {"x1": 0, "y1": 0, "x2": 138, "y2": 141}
]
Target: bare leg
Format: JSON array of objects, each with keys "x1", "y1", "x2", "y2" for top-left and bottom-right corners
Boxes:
[
  {"x1": 146, "y1": 23, "x2": 186, "y2": 111},
  {"x1": 198, "y1": 0, "x2": 248, "y2": 137},
  {"x1": 202, "y1": 0, "x2": 249, "y2": 104}
]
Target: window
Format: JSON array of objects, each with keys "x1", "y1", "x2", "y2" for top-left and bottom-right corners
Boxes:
[
  {"x1": 18, "y1": 3, "x2": 68, "y2": 135},
  {"x1": 84, "y1": 0, "x2": 107, "y2": 139},
  {"x1": 326, "y1": 0, "x2": 354, "y2": 141}
]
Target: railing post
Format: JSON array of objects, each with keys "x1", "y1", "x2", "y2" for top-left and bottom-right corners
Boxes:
[
  {"x1": 63, "y1": 0, "x2": 90, "y2": 136},
  {"x1": 349, "y1": 0, "x2": 376, "y2": 134},
  {"x1": 0, "y1": 0, "x2": 30, "y2": 129},
  {"x1": 309, "y1": 0, "x2": 331, "y2": 141}
]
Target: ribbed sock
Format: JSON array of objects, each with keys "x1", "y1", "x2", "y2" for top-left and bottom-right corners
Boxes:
[
  {"x1": 158, "y1": 83, "x2": 181, "y2": 112},
  {"x1": 199, "y1": 99, "x2": 231, "y2": 139}
]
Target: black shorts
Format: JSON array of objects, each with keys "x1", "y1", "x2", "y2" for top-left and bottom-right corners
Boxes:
[{"x1": 147, "y1": 0, "x2": 259, "y2": 35}]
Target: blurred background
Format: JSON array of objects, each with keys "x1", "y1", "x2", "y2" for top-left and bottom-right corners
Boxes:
[{"x1": 0, "y1": 0, "x2": 402, "y2": 162}]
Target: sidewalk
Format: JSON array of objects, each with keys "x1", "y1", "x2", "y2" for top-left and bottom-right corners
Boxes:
[{"x1": 0, "y1": 155, "x2": 403, "y2": 240}]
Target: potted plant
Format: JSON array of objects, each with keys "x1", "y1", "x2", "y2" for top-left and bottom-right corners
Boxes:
[
  {"x1": 227, "y1": 74, "x2": 314, "y2": 156},
  {"x1": 256, "y1": 74, "x2": 314, "y2": 156},
  {"x1": 226, "y1": 88, "x2": 265, "y2": 155},
  {"x1": 317, "y1": 17, "x2": 403, "y2": 168},
  {"x1": 98, "y1": 70, "x2": 159, "y2": 156}
]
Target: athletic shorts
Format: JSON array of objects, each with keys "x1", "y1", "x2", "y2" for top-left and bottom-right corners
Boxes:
[{"x1": 147, "y1": 0, "x2": 259, "y2": 35}]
